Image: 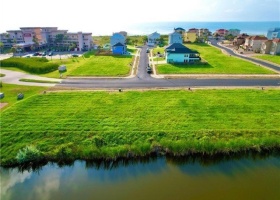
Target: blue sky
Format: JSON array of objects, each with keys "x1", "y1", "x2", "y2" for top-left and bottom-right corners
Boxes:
[{"x1": 1, "y1": 0, "x2": 279, "y2": 33}]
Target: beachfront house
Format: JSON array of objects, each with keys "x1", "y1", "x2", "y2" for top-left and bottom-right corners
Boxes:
[
  {"x1": 112, "y1": 42, "x2": 127, "y2": 55},
  {"x1": 184, "y1": 28, "x2": 198, "y2": 43},
  {"x1": 269, "y1": 38, "x2": 280, "y2": 55},
  {"x1": 244, "y1": 36, "x2": 268, "y2": 52},
  {"x1": 110, "y1": 33, "x2": 125, "y2": 46},
  {"x1": 215, "y1": 29, "x2": 229, "y2": 37},
  {"x1": 267, "y1": 28, "x2": 280, "y2": 40},
  {"x1": 174, "y1": 27, "x2": 185, "y2": 35},
  {"x1": 147, "y1": 32, "x2": 160, "y2": 46},
  {"x1": 260, "y1": 40, "x2": 273, "y2": 54},
  {"x1": 233, "y1": 33, "x2": 249, "y2": 47},
  {"x1": 165, "y1": 43, "x2": 200, "y2": 63},
  {"x1": 110, "y1": 33, "x2": 126, "y2": 54},
  {"x1": 168, "y1": 31, "x2": 182, "y2": 44},
  {"x1": 228, "y1": 29, "x2": 241, "y2": 36}
]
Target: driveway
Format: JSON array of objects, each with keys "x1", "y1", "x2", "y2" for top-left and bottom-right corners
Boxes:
[{"x1": 0, "y1": 69, "x2": 61, "y2": 86}]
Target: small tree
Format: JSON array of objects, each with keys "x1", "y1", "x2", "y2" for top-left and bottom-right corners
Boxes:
[
  {"x1": 0, "y1": 42, "x2": 4, "y2": 53},
  {"x1": 10, "y1": 47, "x2": 16, "y2": 56}
]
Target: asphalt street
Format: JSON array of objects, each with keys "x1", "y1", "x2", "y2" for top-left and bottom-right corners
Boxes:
[{"x1": 57, "y1": 45, "x2": 280, "y2": 89}]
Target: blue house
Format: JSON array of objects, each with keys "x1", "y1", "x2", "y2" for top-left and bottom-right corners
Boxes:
[
  {"x1": 165, "y1": 43, "x2": 200, "y2": 63},
  {"x1": 112, "y1": 42, "x2": 126, "y2": 55},
  {"x1": 267, "y1": 28, "x2": 280, "y2": 40}
]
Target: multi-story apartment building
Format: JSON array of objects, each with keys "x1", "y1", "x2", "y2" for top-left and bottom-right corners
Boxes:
[{"x1": 0, "y1": 27, "x2": 93, "y2": 51}]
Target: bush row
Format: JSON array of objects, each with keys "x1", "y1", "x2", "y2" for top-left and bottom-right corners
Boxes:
[{"x1": 1, "y1": 57, "x2": 59, "y2": 74}]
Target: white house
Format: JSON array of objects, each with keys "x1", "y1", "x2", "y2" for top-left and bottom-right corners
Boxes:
[
  {"x1": 147, "y1": 32, "x2": 160, "y2": 46},
  {"x1": 110, "y1": 33, "x2": 125, "y2": 46},
  {"x1": 244, "y1": 36, "x2": 267, "y2": 52},
  {"x1": 165, "y1": 43, "x2": 200, "y2": 63},
  {"x1": 168, "y1": 32, "x2": 182, "y2": 44}
]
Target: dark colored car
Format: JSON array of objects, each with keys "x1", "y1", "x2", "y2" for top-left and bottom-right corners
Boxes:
[
  {"x1": 146, "y1": 65, "x2": 152, "y2": 73},
  {"x1": 42, "y1": 52, "x2": 47, "y2": 56},
  {"x1": 146, "y1": 49, "x2": 150, "y2": 53},
  {"x1": 33, "y1": 52, "x2": 40, "y2": 56},
  {"x1": 48, "y1": 51, "x2": 53, "y2": 56},
  {"x1": 72, "y1": 54, "x2": 79, "y2": 57}
]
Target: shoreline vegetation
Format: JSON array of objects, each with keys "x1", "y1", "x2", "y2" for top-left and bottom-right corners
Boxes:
[{"x1": 1, "y1": 88, "x2": 279, "y2": 167}]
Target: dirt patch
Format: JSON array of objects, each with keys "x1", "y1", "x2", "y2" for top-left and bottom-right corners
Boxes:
[{"x1": 0, "y1": 103, "x2": 8, "y2": 109}]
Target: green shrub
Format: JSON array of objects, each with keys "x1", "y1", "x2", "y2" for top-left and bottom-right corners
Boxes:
[
  {"x1": 16, "y1": 145, "x2": 42, "y2": 164},
  {"x1": 1, "y1": 57, "x2": 59, "y2": 74}
]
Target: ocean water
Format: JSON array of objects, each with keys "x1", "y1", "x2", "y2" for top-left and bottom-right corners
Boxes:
[{"x1": 94, "y1": 21, "x2": 280, "y2": 36}]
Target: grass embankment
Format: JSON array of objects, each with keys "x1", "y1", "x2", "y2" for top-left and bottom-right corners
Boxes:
[
  {"x1": 157, "y1": 43, "x2": 276, "y2": 74},
  {"x1": 253, "y1": 54, "x2": 280, "y2": 65},
  {"x1": 0, "y1": 73, "x2": 5, "y2": 77},
  {"x1": 0, "y1": 83, "x2": 48, "y2": 110},
  {"x1": 1, "y1": 57, "x2": 59, "y2": 74},
  {"x1": 1, "y1": 89, "x2": 280, "y2": 166},
  {"x1": 19, "y1": 79, "x2": 60, "y2": 83}
]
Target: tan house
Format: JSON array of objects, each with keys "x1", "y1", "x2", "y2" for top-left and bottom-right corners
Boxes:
[
  {"x1": 260, "y1": 40, "x2": 273, "y2": 54},
  {"x1": 184, "y1": 28, "x2": 198, "y2": 42},
  {"x1": 244, "y1": 36, "x2": 268, "y2": 52},
  {"x1": 233, "y1": 33, "x2": 249, "y2": 47}
]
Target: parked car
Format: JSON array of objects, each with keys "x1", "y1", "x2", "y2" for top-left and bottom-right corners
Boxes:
[
  {"x1": 146, "y1": 65, "x2": 152, "y2": 74},
  {"x1": 72, "y1": 54, "x2": 79, "y2": 57},
  {"x1": 33, "y1": 52, "x2": 40, "y2": 56},
  {"x1": 146, "y1": 49, "x2": 150, "y2": 53},
  {"x1": 42, "y1": 52, "x2": 47, "y2": 56},
  {"x1": 48, "y1": 51, "x2": 53, "y2": 56}
]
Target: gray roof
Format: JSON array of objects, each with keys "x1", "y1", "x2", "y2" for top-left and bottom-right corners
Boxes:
[
  {"x1": 165, "y1": 43, "x2": 198, "y2": 54},
  {"x1": 113, "y1": 42, "x2": 125, "y2": 47},
  {"x1": 174, "y1": 27, "x2": 185, "y2": 31}
]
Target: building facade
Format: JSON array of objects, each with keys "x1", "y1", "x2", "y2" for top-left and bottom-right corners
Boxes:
[
  {"x1": 147, "y1": 32, "x2": 160, "y2": 46},
  {"x1": 165, "y1": 43, "x2": 200, "y2": 63},
  {"x1": 267, "y1": 28, "x2": 280, "y2": 40},
  {"x1": 168, "y1": 32, "x2": 182, "y2": 44},
  {"x1": 0, "y1": 27, "x2": 93, "y2": 51}
]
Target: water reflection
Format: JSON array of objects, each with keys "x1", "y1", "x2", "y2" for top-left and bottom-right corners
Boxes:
[{"x1": 1, "y1": 153, "x2": 280, "y2": 200}]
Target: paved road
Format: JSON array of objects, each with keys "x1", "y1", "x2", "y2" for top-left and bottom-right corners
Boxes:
[
  {"x1": 1, "y1": 44, "x2": 280, "y2": 88},
  {"x1": 57, "y1": 45, "x2": 280, "y2": 89},
  {"x1": 210, "y1": 40, "x2": 280, "y2": 73}
]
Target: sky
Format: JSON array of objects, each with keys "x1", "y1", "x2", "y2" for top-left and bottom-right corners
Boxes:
[{"x1": 0, "y1": 0, "x2": 279, "y2": 35}]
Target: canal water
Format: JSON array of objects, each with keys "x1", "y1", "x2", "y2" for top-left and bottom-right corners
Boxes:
[{"x1": 1, "y1": 154, "x2": 280, "y2": 200}]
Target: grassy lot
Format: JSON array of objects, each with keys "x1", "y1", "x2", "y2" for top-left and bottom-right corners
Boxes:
[
  {"x1": 1, "y1": 54, "x2": 134, "y2": 77},
  {"x1": 152, "y1": 47, "x2": 165, "y2": 55},
  {"x1": 157, "y1": 43, "x2": 276, "y2": 74},
  {"x1": 69, "y1": 55, "x2": 133, "y2": 76},
  {"x1": 1, "y1": 89, "x2": 279, "y2": 166},
  {"x1": 253, "y1": 54, "x2": 280, "y2": 65},
  {"x1": 127, "y1": 45, "x2": 138, "y2": 54},
  {"x1": 0, "y1": 83, "x2": 47, "y2": 110}
]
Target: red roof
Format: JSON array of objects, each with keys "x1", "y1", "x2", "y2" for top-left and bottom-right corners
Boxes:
[
  {"x1": 251, "y1": 36, "x2": 268, "y2": 40},
  {"x1": 273, "y1": 38, "x2": 280, "y2": 43}
]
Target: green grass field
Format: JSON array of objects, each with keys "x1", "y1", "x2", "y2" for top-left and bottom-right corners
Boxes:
[
  {"x1": 157, "y1": 43, "x2": 276, "y2": 74},
  {"x1": 253, "y1": 54, "x2": 280, "y2": 65},
  {"x1": 1, "y1": 89, "x2": 279, "y2": 166},
  {"x1": 0, "y1": 83, "x2": 48, "y2": 110},
  {"x1": 1, "y1": 54, "x2": 134, "y2": 78},
  {"x1": 68, "y1": 55, "x2": 133, "y2": 76}
]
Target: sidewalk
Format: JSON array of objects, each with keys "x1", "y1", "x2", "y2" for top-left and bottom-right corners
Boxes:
[{"x1": 0, "y1": 69, "x2": 62, "y2": 86}]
